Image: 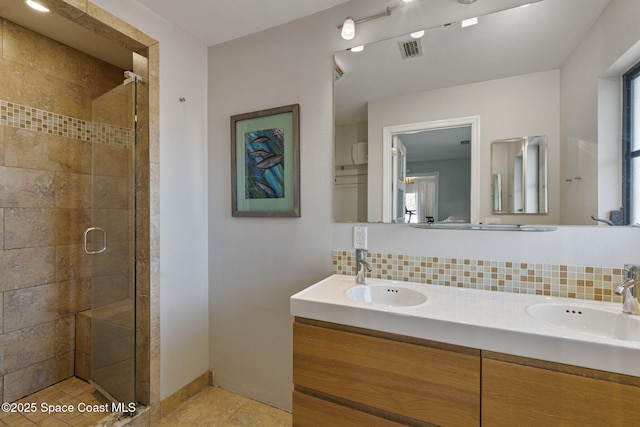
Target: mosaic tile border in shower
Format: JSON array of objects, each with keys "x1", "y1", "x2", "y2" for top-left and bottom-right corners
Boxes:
[
  {"x1": 332, "y1": 250, "x2": 625, "y2": 302},
  {"x1": 0, "y1": 100, "x2": 133, "y2": 147}
]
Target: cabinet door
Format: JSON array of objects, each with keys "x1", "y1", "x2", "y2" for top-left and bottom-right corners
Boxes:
[
  {"x1": 293, "y1": 322, "x2": 480, "y2": 427},
  {"x1": 483, "y1": 358, "x2": 640, "y2": 426}
]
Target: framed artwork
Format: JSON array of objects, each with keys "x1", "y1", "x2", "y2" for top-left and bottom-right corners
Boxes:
[{"x1": 231, "y1": 104, "x2": 300, "y2": 217}]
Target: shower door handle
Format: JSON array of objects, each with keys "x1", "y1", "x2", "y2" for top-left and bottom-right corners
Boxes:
[{"x1": 84, "y1": 227, "x2": 107, "y2": 255}]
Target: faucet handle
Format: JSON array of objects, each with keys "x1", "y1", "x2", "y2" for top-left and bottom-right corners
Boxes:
[{"x1": 624, "y1": 264, "x2": 640, "y2": 279}]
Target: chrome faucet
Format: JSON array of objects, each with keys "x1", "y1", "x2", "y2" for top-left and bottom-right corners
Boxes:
[
  {"x1": 615, "y1": 265, "x2": 640, "y2": 315},
  {"x1": 355, "y1": 249, "x2": 372, "y2": 285}
]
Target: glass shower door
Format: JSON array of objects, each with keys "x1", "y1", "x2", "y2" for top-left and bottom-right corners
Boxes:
[{"x1": 85, "y1": 75, "x2": 138, "y2": 406}]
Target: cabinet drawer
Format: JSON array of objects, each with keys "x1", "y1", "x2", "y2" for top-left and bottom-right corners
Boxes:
[
  {"x1": 483, "y1": 358, "x2": 640, "y2": 426},
  {"x1": 293, "y1": 392, "x2": 404, "y2": 427},
  {"x1": 293, "y1": 322, "x2": 480, "y2": 427}
]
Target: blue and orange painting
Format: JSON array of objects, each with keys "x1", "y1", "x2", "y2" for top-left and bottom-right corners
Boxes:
[{"x1": 244, "y1": 128, "x2": 285, "y2": 199}]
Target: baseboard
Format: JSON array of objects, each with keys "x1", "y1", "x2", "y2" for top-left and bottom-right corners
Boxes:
[{"x1": 160, "y1": 371, "x2": 213, "y2": 416}]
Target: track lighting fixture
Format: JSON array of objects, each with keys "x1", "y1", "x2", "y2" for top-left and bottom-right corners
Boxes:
[
  {"x1": 341, "y1": 18, "x2": 355, "y2": 40},
  {"x1": 338, "y1": 5, "x2": 401, "y2": 41},
  {"x1": 338, "y1": 1, "x2": 426, "y2": 41}
]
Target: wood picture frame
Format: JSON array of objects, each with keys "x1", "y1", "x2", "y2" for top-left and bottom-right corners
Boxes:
[{"x1": 231, "y1": 104, "x2": 300, "y2": 217}]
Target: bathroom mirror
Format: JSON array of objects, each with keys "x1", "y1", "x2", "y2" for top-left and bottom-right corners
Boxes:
[
  {"x1": 334, "y1": 0, "x2": 639, "y2": 225},
  {"x1": 491, "y1": 136, "x2": 548, "y2": 215}
]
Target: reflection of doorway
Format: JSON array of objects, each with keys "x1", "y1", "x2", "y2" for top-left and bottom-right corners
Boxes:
[
  {"x1": 406, "y1": 173, "x2": 439, "y2": 223},
  {"x1": 382, "y1": 116, "x2": 480, "y2": 223},
  {"x1": 392, "y1": 136, "x2": 407, "y2": 222},
  {"x1": 400, "y1": 127, "x2": 470, "y2": 223}
]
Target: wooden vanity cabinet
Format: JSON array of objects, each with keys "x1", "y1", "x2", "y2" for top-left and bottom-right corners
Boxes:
[
  {"x1": 482, "y1": 352, "x2": 640, "y2": 427},
  {"x1": 293, "y1": 318, "x2": 481, "y2": 427},
  {"x1": 293, "y1": 318, "x2": 640, "y2": 426}
]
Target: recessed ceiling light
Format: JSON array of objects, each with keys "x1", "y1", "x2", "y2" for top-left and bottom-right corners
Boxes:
[
  {"x1": 410, "y1": 30, "x2": 425, "y2": 39},
  {"x1": 26, "y1": 0, "x2": 49, "y2": 12},
  {"x1": 461, "y1": 17, "x2": 478, "y2": 28},
  {"x1": 350, "y1": 45, "x2": 364, "y2": 53},
  {"x1": 457, "y1": 0, "x2": 477, "y2": 3}
]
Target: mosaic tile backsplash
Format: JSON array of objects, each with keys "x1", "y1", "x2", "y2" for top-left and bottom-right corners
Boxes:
[{"x1": 333, "y1": 250, "x2": 626, "y2": 302}]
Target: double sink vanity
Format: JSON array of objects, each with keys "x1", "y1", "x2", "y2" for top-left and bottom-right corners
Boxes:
[
  {"x1": 315, "y1": 0, "x2": 640, "y2": 423},
  {"x1": 291, "y1": 275, "x2": 640, "y2": 426}
]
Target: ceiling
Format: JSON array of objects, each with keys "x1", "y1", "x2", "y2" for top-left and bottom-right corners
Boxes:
[
  {"x1": 335, "y1": 0, "x2": 611, "y2": 125},
  {"x1": 0, "y1": 0, "x2": 134, "y2": 68},
  {"x1": 0, "y1": 0, "x2": 352, "y2": 69},
  {"x1": 135, "y1": 0, "x2": 352, "y2": 46}
]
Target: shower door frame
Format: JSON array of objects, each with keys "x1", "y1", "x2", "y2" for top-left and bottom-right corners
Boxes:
[{"x1": 86, "y1": 73, "x2": 141, "y2": 407}]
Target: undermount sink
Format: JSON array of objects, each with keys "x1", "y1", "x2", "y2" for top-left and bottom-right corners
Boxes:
[
  {"x1": 527, "y1": 303, "x2": 640, "y2": 341},
  {"x1": 347, "y1": 285, "x2": 428, "y2": 307}
]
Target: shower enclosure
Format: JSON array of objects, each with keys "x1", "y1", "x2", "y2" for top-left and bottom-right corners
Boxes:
[
  {"x1": 86, "y1": 72, "x2": 140, "y2": 406},
  {"x1": 0, "y1": 3, "x2": 153, "y2": 416}
]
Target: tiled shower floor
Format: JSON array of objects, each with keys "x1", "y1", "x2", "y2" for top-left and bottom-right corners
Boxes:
[
  {"x1": 0, "y1": 377, "x2": 119, "y2": 426},
  {"x1": 0, "y1": 378, "x2": 292, "y2": 426}
]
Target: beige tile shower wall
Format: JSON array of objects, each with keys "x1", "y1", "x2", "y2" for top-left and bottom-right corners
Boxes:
[
  {"x1": 0, "y1": 18, "x2": 129, "y2": 402},
  {"x1": 333, "y1": 250, "x2": 626, "y2": 302}
]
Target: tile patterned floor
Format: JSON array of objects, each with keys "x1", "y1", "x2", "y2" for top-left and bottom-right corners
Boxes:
[
  {"x1": 156, "y1": 387, "x2": 292, "y2": 427},
  {"x1": 0, "y1": 378, "x2": 291, "y2": 426}
]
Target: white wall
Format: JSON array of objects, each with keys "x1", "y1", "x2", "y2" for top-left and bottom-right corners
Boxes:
[
  {"x1": 207, "y1": 0, "x2": 640, "y2": 413},
  {"x1": 91, "y1": 0, "x2": 210, "y2": 400},
  {"x1": 206, "y1": 16, "x2": 334, "y2": 411},
  {"x1": 367, "y1": 70, "x2": 561, "y2": 224},
  {"x1": 561, "y1": 0, "x2": 640, "y2": 224}
]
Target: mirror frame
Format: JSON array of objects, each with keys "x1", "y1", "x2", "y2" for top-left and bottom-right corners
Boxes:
[{"x1": 381, "y1": 116, "x2": 481, "y2": 223}]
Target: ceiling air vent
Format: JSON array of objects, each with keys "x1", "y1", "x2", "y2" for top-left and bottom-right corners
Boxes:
[{"x1": 398, "y1": 39, "x2": 423, "y2": 59}]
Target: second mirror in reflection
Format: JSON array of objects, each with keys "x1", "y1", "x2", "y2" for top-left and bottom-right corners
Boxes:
[{"x1": 491, "y1": 136, "x2": 548, "y2": 215}]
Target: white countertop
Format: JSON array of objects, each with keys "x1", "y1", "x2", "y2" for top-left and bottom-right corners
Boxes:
[{"x1": 290, "y1": 275, "x2": 640, "y2": 377}]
